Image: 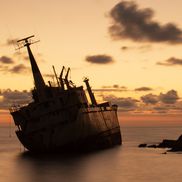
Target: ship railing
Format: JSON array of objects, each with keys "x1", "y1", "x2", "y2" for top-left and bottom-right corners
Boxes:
[
  {"x1": 9, "y1": 104, "x2": 28, "y2": 113},
  {"x1": 97, "y1": 102, "x2": 113, "y2": 111},
  {"x1": 9, "y1": 105, "x2": 21, "y2": 113},
  {"x1": 97, "y1": 102, "x2": 110, "y2": 107}
]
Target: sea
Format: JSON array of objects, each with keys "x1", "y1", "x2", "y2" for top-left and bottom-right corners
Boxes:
[{"x1": 0, "y1": 120, "x2": 182, "y2": 182}]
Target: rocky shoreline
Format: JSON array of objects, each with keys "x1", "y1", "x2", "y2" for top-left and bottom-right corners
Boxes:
[{"x1": 138, "y1": 135, "x2": 182, "y2": 152}]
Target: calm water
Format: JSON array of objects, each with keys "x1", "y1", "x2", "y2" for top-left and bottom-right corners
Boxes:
[{"x1": 0, "y1": 123, "x2": 182, "y2": 182}]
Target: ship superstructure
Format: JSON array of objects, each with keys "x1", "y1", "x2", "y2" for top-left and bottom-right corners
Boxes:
[{"x1": 10, "y1": 36, "x2": 122, "y2": 152}]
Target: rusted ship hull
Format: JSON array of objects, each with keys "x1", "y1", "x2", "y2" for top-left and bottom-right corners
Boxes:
[
  {"x1": 14, "y1": 109, "x2": 122, "y2": 153},
  {"x1": 16, "y1": 127, "x2": 121, "y2": 153}
]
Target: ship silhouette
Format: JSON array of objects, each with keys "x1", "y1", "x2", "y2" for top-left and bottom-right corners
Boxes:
[{"x1": 10, "y1": 35, "x2": 122, "y2": 153}]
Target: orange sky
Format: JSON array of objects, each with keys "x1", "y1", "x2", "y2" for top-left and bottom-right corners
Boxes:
[
  {"x1": 119, "y1": 113, "x2": 182, "y2": 127},
  {"x1": 1, "y1": 0, "x2": 182, "y2": 123},
  {"x1": 1, "y1": 111, "x2": 182, "y2": 128}
]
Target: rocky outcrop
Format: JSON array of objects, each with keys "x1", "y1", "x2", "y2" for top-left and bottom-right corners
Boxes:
[
  {"x1": 138, "y1": 143, "x2": 147, "y2": 148},
  {"x1": 158, "y1": 139, "x2": 176, "y2": 148},
  {"x1": 138, "y1": 134, "x2": 182, "y2": 152},
  {"x1": 171, "y1": 135, "x2": 182, "y2": 151}
]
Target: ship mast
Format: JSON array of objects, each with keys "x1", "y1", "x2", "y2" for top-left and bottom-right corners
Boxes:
[
  {"x1": 83, "y1": 78, "x2": 97, "y2": 106},
  {"x1": 17, "y1": 35, "x2": 46, "y2": 100}
]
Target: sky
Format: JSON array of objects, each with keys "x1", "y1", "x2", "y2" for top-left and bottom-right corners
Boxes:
[{"x1": 1, "y1": 0, "x2": 182, "y2": 123}]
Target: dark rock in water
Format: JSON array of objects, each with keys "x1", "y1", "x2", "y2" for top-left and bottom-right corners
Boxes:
[
  {"x1": 138, "y1": 143, "x2": 157, "y2": 148},
  {"x1": 171, "y1": 135, "x2": 182, "y2": 151},
  {"x1": 158, "y1": 139, "x2": 176, "y2": 148},
  {"x1": 162, "y1": 152, "x2": 167, "y2": 154},
  {"x1": 139, "y1": 134, "x2": 182, "y2": 152},
  {"x1": 138, "y1": 143, "x2": 147, "y2": 148},
  {"x1": 147, "y1": 144, "x2": 157, "y2": 148}
]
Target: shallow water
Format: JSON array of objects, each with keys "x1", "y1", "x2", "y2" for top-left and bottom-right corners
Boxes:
[{"x1": 0, "y1": 123, "x2": 182, "y2": 182}]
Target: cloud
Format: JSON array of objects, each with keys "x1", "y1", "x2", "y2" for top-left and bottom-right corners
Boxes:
[
  {"x1": 0, "y1": 62, "x2": 30, "y2": 74},
  {"x1": 121, "y1": 45, "x2": 152, "y2": 51},
  {"x1": 0, "y1": 55, "x2": 30, "y2": 74},
  {"x1": 85, "y1": 55, "x2": 114, "y2": 64},
  {"x1": 95, "y1": 85, "x2": 154, "y2": 93},
  {"x1": 141, "y1": 93, "x2": 159, "y2": 104},
  {"x1": 6, "y1": 38, "x2": 19, "y2": 46},
  {"x1": 13, "y1": 50, "x2": 44, "y2": 63},
  {"x1": 152, "y1": 102, "x2": 182, "y2": 114},
  {"x1": 0, "y1": 89, "x2": 31, "y2": 109},
  {"x1": 135, "y1": 87, "x2": 153, "y2": 91},
  {"x1": 93, "y1": 88, "x2": 127, "y2": 92},
  {"x1": 159, "y1": 90, "x2": 179, "y2": 104},
  {"x1": 93, "y1": 85, "x2": 128, "y2": 92},
  {"x1": 141, "y1": 90, "x2": 179, "y2": 105},
  {"x1": 157, "y1": 57, "x2": 182, "y2": 66},
  {"x1": 99, "y1": 89, "x2": 182, "y2": 114},
  {"x1": 102, "y1": 95, "x2": 139, "y2": 111},
  {"x1": 121, "y1": 46, "x2": 129, "y2": 51},
  {"x1": 9, "y1": 64, "x2": 30, "y2": 74},
  {"x1": 1, "y1": 89, "x2": 30, "y2": 101},
  {"x1": 0, "y1": 56, "x2": 14, "y2": 64},
  {"x1": 109, "y1": 1, "x2": 182, "y2": 44},
  {"x1": 23, "y1": 55, "x2": 29, "y2": 61},
  {"x1": 152, "y1": 106, "x2": 168, "y2": 113},
  {"x1": 113, "y1": 84, "x2": 119, "y2": 88},
  {"x1": 102, "y1": 85, "x2": 127, "y2": 89}
]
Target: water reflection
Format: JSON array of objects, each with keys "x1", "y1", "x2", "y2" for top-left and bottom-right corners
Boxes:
[
  {"x1": 1, "y1": 126, "x2": 182, "y2": 182},
  {"x1": 15, "y1": 147, "x2": 122, "y2": 182}
]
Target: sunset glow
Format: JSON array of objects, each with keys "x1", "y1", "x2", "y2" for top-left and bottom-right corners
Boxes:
[{"x1": 1, "y1": 0, "x2": 182, "y2": 123}]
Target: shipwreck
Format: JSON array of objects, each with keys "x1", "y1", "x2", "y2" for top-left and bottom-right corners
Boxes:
[{"x1": 10, "y1": 35, "x2": 122, "y2": 153}]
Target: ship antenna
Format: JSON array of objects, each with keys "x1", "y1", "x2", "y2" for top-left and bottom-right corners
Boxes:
[
  {"x1": 52, "y1": 65, "x2": 60, "y2": 87},
  {"x1": 59, "y1": 66, "x2": 65, "y2": 90},
  {"x1": 83, "y1": 77, "x2": 97, "y2": 106},
  {"x1": 65, "y1": 67, "x2": 71, "y2": 89},
  {"x1": 16, "y1": 35, "x2": 40, "y2": 49},
  {"x1": 17, "y1": 35, "x2": 46, "y2": 100}
]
